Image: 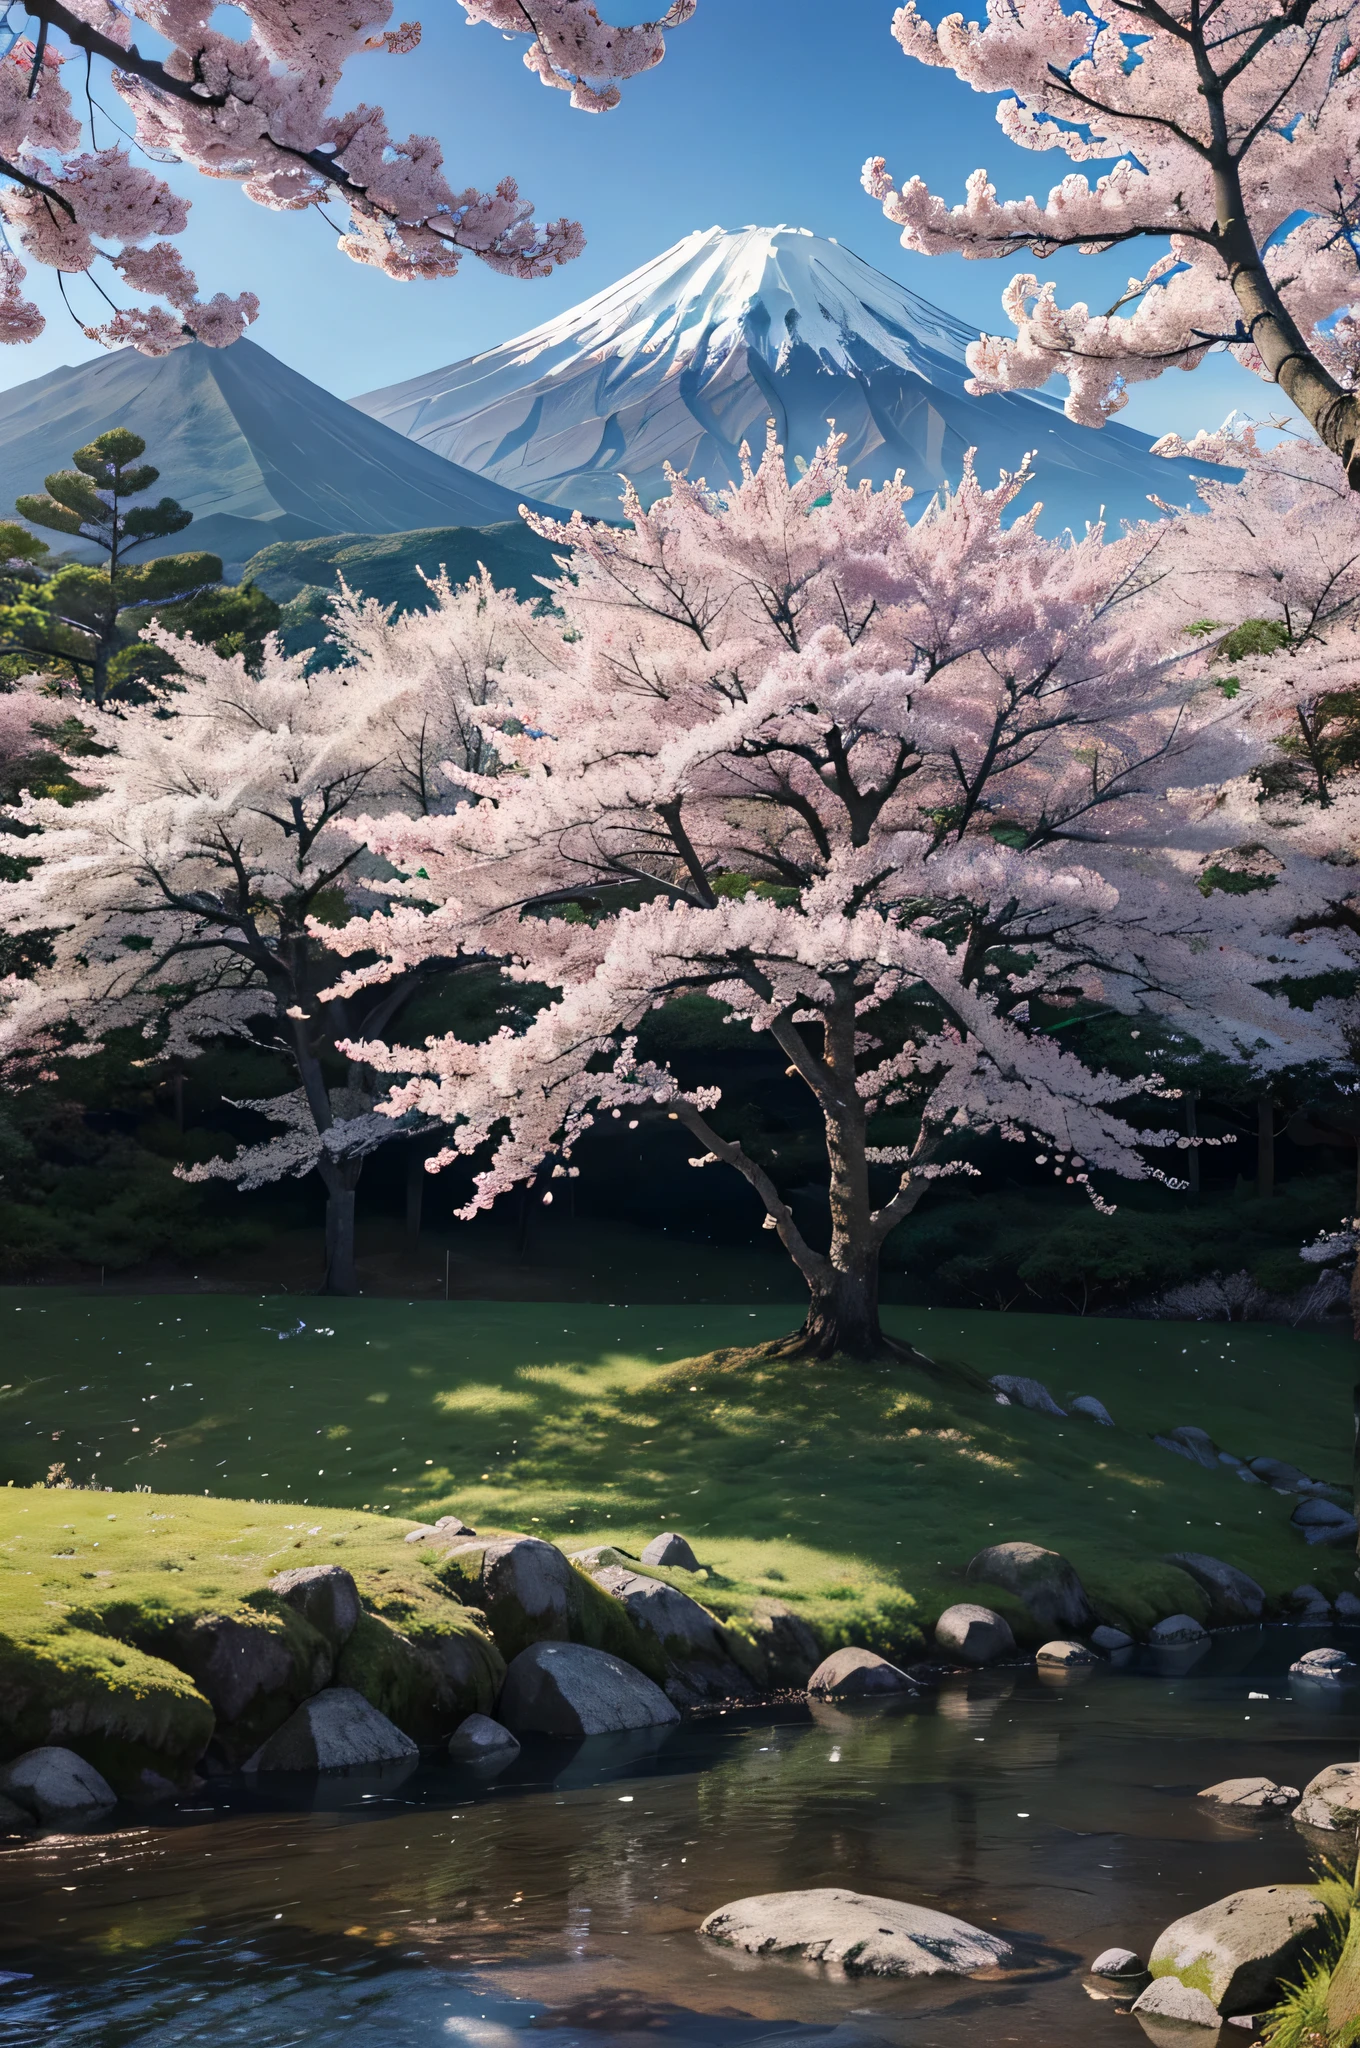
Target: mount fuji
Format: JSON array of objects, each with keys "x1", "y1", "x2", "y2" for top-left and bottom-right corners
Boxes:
[{"x1": 352, "y1": 224, "x2": 1228, "y2": 534}]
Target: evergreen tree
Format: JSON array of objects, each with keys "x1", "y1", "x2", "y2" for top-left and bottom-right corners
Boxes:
[{"x1": 16, "y1": 431, "x2": 220, "y2": 704}]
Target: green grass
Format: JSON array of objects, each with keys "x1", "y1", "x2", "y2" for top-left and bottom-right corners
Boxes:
[{"x1": 2, "y1": 1291, "x2": 1355, "y2": 1658}]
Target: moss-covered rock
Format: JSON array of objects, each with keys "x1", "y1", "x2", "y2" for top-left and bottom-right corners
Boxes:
[
  {"x1": 435, "y1": 1534, "x2": 665, "y2": 1681},
  {"x1": 335, "y1": 1610, "x2": 502, "y2": 1742},
  {"x1": 0, "y1": 1623, "x2": 213, "y2": 1795}
]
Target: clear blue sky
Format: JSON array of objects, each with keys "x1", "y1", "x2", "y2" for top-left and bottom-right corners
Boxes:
[{"x1": 6, "y1": 0, "x2": 1274, "y2": 439}]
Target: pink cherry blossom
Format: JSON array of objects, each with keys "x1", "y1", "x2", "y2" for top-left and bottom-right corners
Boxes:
[
  {"x1": 0, "y1": 0, "x2": 690, "y2": 353},
  {"x1": 862, "y1": 0, "x2": 1360, "y2": 483}
]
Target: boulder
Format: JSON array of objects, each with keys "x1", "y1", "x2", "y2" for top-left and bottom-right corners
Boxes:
[
  {"x1": 0, "y1": 1623, "x2": 215, "y2": 1798},
  {"x1": 1069, "y1": 1396, "x2": 1115, "y2": 1427},
  {"x1": 1149, "y1": 1614, "x2": 1208, "y2": 1646},
  {"x1": 697, "y1": 1888, "x2": 1012, "y2": 1976},
  {"x1": 1198, "y1": 1778, "x2": 1299, "y2": 1810},
  {"x1": 447, "y1": 1713, "x2": 520, "y2": 1763},
  {"x1": 1336, "y1": 1591, "x2": 1360, "y2": 1622},
  {"x1": 439, "y1": 1535, "x2": 655, "y2": 1676},
  {"x1": 587, "y1": 1563, "x2": 755, "y2": 1703},
  {"x1": 1090, "y1": 1947, "x2": 1145, "y2": 1977},
  {"x1": 498, "y1": 1641, "x2": 680, "y2": 1738},
  {"x1": 1092, "y1": 1625, "x2": 1134, "y2": 1652},
  {"x1": 641, "y1": 1532, "x2": 699, "y2": 1572},
  {"x1": 1250, "y1": 1456, "x2": 1311, "y2": 1492},
  {"x1": 1131, "y1": 1977, "x2": 1222, "y2": 2027},
  {"x1": 1036, "y1": 1639, "x2": 1099, "y2": 1665},
  {"x1": 1292, "y1": 1499, "x2": 1359, "y2": 1547},
  {"x1": 0, "y1": 1746, "x2": 117, "y2": 1820},
  {"x1": 244, "y1": 1686, "x2": 418, "y2": 1772},
  {"x1": 1288, "y1": 1584, "x2": 1333, "y2": 1620},
  {"x1": 169, "y1": 1607, "x2": 332, "y2": 1756},
  {"x1": 934, "y1": 1604, "x2": 1016, "y2": 1667},
  {"x1": 269, "y1": 1564, "x2": 361, "y2": 1647},
  {"x1": 1297, "y1": 1762, "x2": 1360, "y2": 1831},
  {"x1": 965, "y1": 1542, "x2": 1093, "y2": 1635},
  {"x1": 806, "y1": 1648, "x2": 918, "y2": 1699},
  {"x1": 1291, "y1": 1646, "x2": 1355, "y2": 1682},
  {"x1": 334, "y1": 1607, "x2": 505, "y2": 1743},
  {"x1": 1163, "y1": 1554, "x2": 1266, "y2": 1626},
  {"x1": 403, "y1": 1525, "x2": 439, "y2": 1545},
  {"x1": 1153, "y1": 1426, "x2": 1220, "y2": 1469},
  {"x1": 435, "y1": 1515, "x2": 476, "y2": 1537},
  {"x1": 747, "y1": 1600, "x2": 823, "y2": 1688},
  {"x1": 568, "y1": 1544, "x2": 637, "y2": 1569},
  {"x1": 989, "y1": 1375, "x2": 1065, "y2": 1417},
  {"x1": 1147, "y1": 1884, "x2": 1328, "y2": 2015}
]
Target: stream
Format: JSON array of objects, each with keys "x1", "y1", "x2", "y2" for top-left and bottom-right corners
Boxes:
[{"x1": 0, "y1": 1627, "x2": 1356, "y2": 2048}]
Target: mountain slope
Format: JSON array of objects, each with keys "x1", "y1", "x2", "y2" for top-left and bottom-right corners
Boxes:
[
  {"x1": 353, "y1": 224, "x2": 1228, "y2": 534},
  {"x1": 0, "y1": 339, "x2": 544, "y2": 576}
]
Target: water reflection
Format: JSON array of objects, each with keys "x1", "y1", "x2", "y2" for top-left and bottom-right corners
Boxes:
[{"x1": 0, "y1": 1628, "x2": 1354, "y2": 2048}]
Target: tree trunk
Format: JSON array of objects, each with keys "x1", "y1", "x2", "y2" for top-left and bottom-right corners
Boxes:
[
  {"x1": 795, "y1": 1253, "x2": 887, "y2": 1360},
  {"x1": 405, "y1": 1145, "x2": 425, "y2": 1242},
  {"x1": 318, "y1": 1159, "x2": 362, "y2": 1295},
  {"x1": 1257, "y1": 1097, "x2": 1275, "y2": 1199}
]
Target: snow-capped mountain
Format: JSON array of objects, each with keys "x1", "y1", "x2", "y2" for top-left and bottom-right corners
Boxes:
[
  {"x1": 0, "y1": 338, "x2": 543, "y2": 577},
  {"x1": 352, "y1": 224, "x2": 1226, "y2": 533}
]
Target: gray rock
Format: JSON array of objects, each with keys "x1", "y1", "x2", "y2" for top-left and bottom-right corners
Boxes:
[
  {"x1": 1069, "y1": 1395, "x2": 1115, "y2": 1427},
  {"x1": 1235, "y1": 1467, "x2": 1265, "y2": 1485},
  {"x1": 965, "y1": 1541, "x2": 1093, "y2": 1634},
  {"x1": 1164, "y1": 1553, "x2": 1266, "y2": 1626},
  {"x1": 447, "y1": 1713, "x2": 520, "y2": 1762},
  {"x1": 1092, "y1": 1625, "x2": 1134, "y2": 1652},
  {"x1": 806, "y1": 1647, "x2": 919, "y2": 1699},
  {"x1": 1296, "y1": 1761, "x2": 1360, "y2": 1830},
  {"x1": 0, "y1": 1746, "x2": 116, "y2": 1820},
  {"x1": 1288, "y1": 1583, "x2": 1333, "y2": 1619},
  {"x1": 173, "y1": 1610, "x2": 331, "y2": 1729},
  {"x1": 1132, "y1": 1977, "x2": 1222, "y2": 2027},
  {"x1": 498, "y1": 1641, "x2": 680, "y2": 1738},
  {"x1": 697, "y1": 1887, "x2": 1012, "y2": 1976},
  {"x1": 1250, "y1": 1456, "x2": 1311, "y2": 1491},
  {"x1": 1292, "y1": 1499, "x2": 1360, "y2": 1546},
  {"x1": 244, "y1": 1686, "x2": 418, "y2": 1772},
  {"x1": 434, "y1": 1515, "x2": 476, "y2": 1536},
  {"x1": 1337, "y1": 1591, "x2": 1360, "y2": 1622},
  {"x1": 1091, "y1": 1947, "x2": 1146, "y2": 1977},
  {"x1": 1290, "y1": 1646, "x2": 1355, "y2": 1681},
  {"x1": 1149, "y1": 1613, "x2": 1209, "y2": 1646},
  {"x1": 1198, "y1": 1778, "x2": 1299, "y2": 1810},
  {"x1": 568, "y1": 1544, "x2": 637, "y2": 1569},
  {"x1": 270, "y1": 1564, "x2": 361, "y2": 1647},
  {"x1": 403, "y1": 1524, "x2": 440, "y2": 1545},
  {"x1": 748, "y1": 1600, "x2": 823, "y2": 1688},
  {"x1": 641, "y1": 1532, "x2": 700, "y2": 1571},
  {"x1": 0, "y1": 1794, "x2": 35, "y2": 1835},
  {"x1": 934, "y1": 1603, "x2": 1016, "y2": 1667},
  {"x1": 1153, "y1": 1426, "x2": 1220, "y2": 1470},
  {"x1": 1218, "y1": 1451, "x2": 1245, "y2": 1468},
  {"x1": 1036, "y1": 1639, "x2": 1099, "y2": 1665},
  {"x1": 989, "y1": 1374, "x2": 1065, "y2": 1417},
  {"x1": 1147, "y1": 1884, "x2": 1328, "y2": 2015},
  {"x1": 444, "y1": 1535, "x2": 579, "y2": 1657},
  {"x1": 589, "y1": 1564, "x2": 756, "y2": 1703}
]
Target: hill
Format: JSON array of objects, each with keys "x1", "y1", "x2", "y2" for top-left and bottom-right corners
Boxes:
[
  {"x1": 243, "y1": 519, "x2": 558, "y2": 610},
  {"x1": 352, "y1": 223, "x2": 1231, "y2": 536},
  {"x1": 0, "y1": 340, "x2": 545, "y2": 579}
]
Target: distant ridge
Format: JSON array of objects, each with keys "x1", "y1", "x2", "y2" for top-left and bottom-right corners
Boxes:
[
  {"x1": 0, "y1": 338, "x2": 547, "y2": 576},
  {"x1": 353, "y1": 224, "x2": 1229, "y2": 535}
]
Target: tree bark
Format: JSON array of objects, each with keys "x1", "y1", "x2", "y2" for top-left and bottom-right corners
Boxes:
[
  {"x1": 795, "y1": 1253, "x2": 888, "y2": 1359},
  {"x1": 1257, "y1": 1097, "x2": 1275, "y2": 1200},
  {"x1": 405, "y1": 1144, "x2": 425, "y2": 1242},
  {"x1": 318, "y1": 1158, "x2": 362, "y2": 1295}
]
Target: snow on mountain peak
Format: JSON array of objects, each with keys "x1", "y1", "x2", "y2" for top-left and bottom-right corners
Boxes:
[{"x1": 353, "y1": 225, "x2": 1230, "y2": 534}]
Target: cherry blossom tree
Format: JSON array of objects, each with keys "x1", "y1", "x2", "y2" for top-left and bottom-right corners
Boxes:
[
  {"x1": 0, "y1": 0, "x2": 692, "y2": 354},
  {"x1": 325, "y1": 433, "x2": 1348, "y2": 1360},
  {"x1": 0, "y1": 564, "x2": 554, "y2": 1292},
  {"x1": 862, "y1": 0, "x2": 1360, "y2": 483}
]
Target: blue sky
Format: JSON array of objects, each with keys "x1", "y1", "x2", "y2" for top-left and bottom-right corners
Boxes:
[{"x1": 6, "y1": 0, "x2": 1275, "y2": 439}]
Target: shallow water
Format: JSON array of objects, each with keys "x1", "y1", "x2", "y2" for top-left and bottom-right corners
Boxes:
[{"x1": 1, "y1": 1629, "x2": 1357, "y2": 2048}]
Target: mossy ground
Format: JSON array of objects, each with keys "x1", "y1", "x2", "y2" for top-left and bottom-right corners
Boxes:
[{"x1": 0, "y1": 1292, "x2": 1354, "y2": 1663}]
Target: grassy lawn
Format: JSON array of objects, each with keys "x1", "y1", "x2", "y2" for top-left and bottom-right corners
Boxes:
[{"x1": 2, "y1": 1290, "x2": 1355, "y2": 1655}]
